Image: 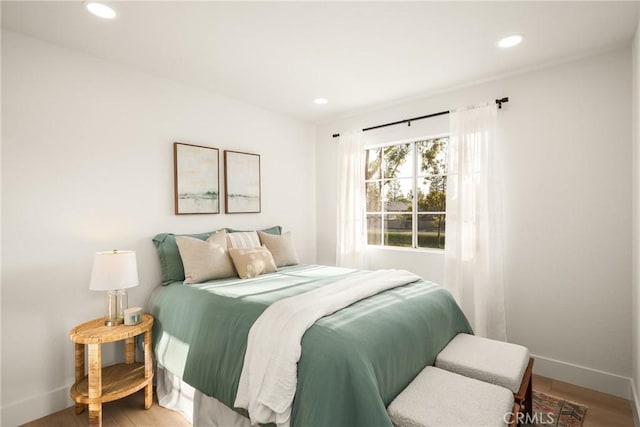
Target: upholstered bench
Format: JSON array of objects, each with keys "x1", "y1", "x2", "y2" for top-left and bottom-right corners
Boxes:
[
  {"x1": 435, "y1": 333, "x2": 533, "y2": 418},
  {"x1": 387, "y1": 366, "x2": 517, "y2": 427}
]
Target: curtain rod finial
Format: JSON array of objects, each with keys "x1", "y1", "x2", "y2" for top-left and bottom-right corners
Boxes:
[{"x1": 496, "y1": 97, "x2": 509, "y2": 109}]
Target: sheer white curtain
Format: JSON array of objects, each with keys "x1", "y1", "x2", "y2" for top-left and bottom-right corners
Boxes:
[
  {"x1": 336, "y1": 130, "x2": 366, "y2": 268},
  {"x1": 444, "y1": 103, "x2": 506, "y2": 340}
]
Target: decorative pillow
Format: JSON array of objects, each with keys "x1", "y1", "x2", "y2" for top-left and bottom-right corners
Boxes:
[
  {"x1": 175, "y1": 230, "x2": 236, "y2": 284},
  {"x1": 227, "y1": 231, "x2": 261, "y2": 249},
  {"x1": 258, "y1": 231, "x2": 300, "y2": 267},
  {"x1": 152, "y1": 226, "x2": 280, "y2": 285},
  {"x1": 228, "y1": 245, "x2": 278, "y2": 279},
  {"x1": 153, "y1": 231, "x2": 216, "y2": 285}
]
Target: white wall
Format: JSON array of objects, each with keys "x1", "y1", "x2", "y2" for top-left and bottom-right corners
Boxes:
[
  {"x1": 317, "y1": 46, "x2": 633, "y2": 397},
  {"x1": 1, "y1": 30, "x2": 316, "y2": 426},
  {"x1": 631, "y1": 13, "x2": 640, "y2": 424}
]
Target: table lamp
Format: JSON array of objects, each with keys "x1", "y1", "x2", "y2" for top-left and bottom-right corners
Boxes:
[{"x1": 89, "y1": 250, "x2": 139, "y2": 326}]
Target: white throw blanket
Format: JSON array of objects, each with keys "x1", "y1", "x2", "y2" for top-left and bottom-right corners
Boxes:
[{"x1": 234, "y1": 269, "x2": 421, "y2": 426}]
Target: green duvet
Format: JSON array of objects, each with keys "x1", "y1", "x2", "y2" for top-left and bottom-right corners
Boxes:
[{"x1": 147, "y1": 265, "x2": 472, "y2": 427}]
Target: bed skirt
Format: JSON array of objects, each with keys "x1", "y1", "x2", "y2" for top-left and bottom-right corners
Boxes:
[{"x1": 157, "y1": 364, "x2": 252, "y2": 427}]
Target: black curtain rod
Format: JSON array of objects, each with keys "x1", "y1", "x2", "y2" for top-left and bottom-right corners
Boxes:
[{"x1": 332, "y1": 97, "x2": 509, "y2": 138}]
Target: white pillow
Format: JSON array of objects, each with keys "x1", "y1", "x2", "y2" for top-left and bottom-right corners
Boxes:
[
  {"x1": 227, "y1": 231, "x2": 261, "y2": 249},
  {"x1": 228, "y1": 245, "x2": 278, "y2": 279},
  {"x1": 258, "y1": 231, "x2": 300, "y2": 267},
  {"x1": 176, "y1": 230, "x2": 236, "y2": 284}
]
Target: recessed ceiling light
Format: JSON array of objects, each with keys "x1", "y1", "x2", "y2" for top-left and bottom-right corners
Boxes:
[
  {"x1": 313, "y1": 98, "x2": 328, "y2": 105},
  {"x1": 85, "y1": 2, "x2": 117, "y2": 19},
  {"x1": 498, "y1": 34, "x2": 523, "y2": 49}
]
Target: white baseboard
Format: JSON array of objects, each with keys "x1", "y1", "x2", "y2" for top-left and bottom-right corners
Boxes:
[
  {"x1": 631, "y1": 380, "x2": 640, "y2": 427},
  {"x1": 1, "y1": 384, "x2": 73, "y2": 427},
  {"x1": 532, "y1": 353, "x2": 631, "y2": 399}
]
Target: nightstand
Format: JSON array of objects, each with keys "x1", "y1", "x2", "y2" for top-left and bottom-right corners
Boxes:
[{"x1": 69, "y1": 314, "x2": 154, "y2": 426}]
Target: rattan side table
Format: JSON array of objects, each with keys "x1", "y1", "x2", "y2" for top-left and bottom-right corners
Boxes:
[{"x1": 69, "y1": 314, "x2": 154, "y2": 426}]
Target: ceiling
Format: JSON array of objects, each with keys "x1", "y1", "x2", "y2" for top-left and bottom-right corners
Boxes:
[{"x1": 2, "y1": 1, "x2": 639, "y2": 124}]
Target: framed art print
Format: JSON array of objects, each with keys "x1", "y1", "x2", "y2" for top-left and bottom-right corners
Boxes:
[
  {"x1": 224, "y1": 150, "x2": 261, "y2": 214},
  {"x1": 174, "y1": 142, "x2": 220, "y2": 214}
]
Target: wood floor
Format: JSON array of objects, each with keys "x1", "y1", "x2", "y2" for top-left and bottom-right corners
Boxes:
[
  {"x1": 23, "y1": 375, "x2": 635, "y2": 426},
  {"x1": 533, "y1": 375, "x2": 634, "y2": 427},
  {"x1": 22, "y1": 390, "x2": 191, "y2": 427}
]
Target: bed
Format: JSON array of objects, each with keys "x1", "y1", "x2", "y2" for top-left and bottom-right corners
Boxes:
[{"x1": 146, "y1": 259, "x2": 472, "y2": 427}]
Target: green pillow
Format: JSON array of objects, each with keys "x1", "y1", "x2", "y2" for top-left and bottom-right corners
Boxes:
[
  {"x1": 227, "y1": 226, "x2": 282, "y2": 235},
  {"x1": 153, "y1": 226, "x2": 282, "y2": 285},
  {"x1": 153, "y1": 231, "x2": 215, "y2": 285}
]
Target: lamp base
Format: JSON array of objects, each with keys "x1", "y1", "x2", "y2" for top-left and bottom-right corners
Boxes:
[
  {"x1": 104, "y1": 289, "x2": 128, "y2": 327},
  {"x1": 104, "y1": 318, "x2": 123, "y2": 327}
]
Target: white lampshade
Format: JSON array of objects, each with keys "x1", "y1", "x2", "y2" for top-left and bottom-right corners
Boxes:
[{"x1": 89, "y1": 250, "x2": 139, "y2": 291}]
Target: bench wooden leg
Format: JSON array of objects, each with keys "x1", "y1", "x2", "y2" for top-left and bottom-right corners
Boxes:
[
  {"x1": 509, "y1": 402, "x2": 520, "y2": 427},
  {"x1": 514, "y1": 358, "x2": 534, "y2": 421},
  {"x1": 524, "y1": 371, "x2": 533, "y2": 419}
]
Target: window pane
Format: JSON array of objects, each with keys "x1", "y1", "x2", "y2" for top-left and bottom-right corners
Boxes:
[
  {"x1": 418, "y1": 138, "x2": 448, "y2": 175},
  {"x1": 365, "y1": 148, "x2": 382, "y2": 180},
  {"x1": 383, "y1": 178, "x2": 412, "y2": 212},
  {"x1": 417, "y1": 176, "x2": 446, "y2": 212},
  {"x1": 367, "y1": 214, "x2": 382, "y2": 245},
  {"x1": 384, "y1": 213, "x2": 412, "y2": 247},
  {"x1": 366, "y1": 182, "x2": 382, "y2": 212},
  {"x1": 418, "y1": 214, "x2": 446, "y2": 249},
  {"x1": 383, "y1": 143, "x2": 413, "y2": 179},
  {"x1": 365, "y1": 138, "x2": 448, "y2": 251}
]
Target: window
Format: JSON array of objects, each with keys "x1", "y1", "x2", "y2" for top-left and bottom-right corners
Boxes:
[{"x1": 365, "y1": 137, "x2": 448, "y2": 249}]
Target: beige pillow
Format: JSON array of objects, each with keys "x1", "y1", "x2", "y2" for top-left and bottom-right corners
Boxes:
[
  {"x1": 175, "y1": 230, "x2": 236, "y2": 284},
  {"x1": 258, "y1": 231, "x2": 300, "y2": 267},
  {"x1": 228, "y1": 245, "x2": 277, "y2": 279},
  {"x1": 227, "y1": 231, "x2": 261, "y2": 249}
]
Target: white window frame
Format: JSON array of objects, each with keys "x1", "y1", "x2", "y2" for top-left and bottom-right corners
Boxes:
[{"x1": 365, "y1": 133, "x2": 448, "y2": 251}]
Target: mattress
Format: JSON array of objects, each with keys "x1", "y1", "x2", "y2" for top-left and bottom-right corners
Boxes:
[{"x1": 146, "y1": 264, "x2": 472, "y2": 427}]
